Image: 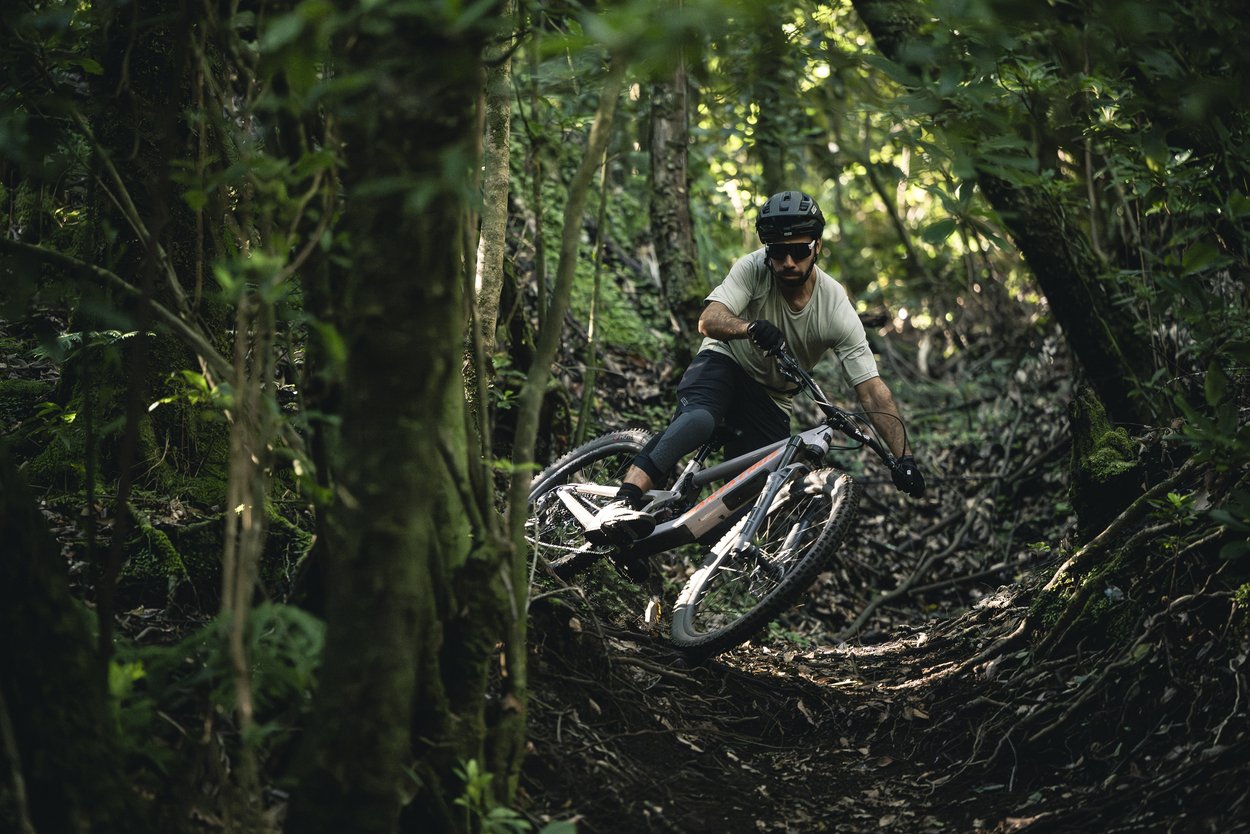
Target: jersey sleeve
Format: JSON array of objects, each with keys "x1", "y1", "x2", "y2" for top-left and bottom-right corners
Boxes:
[
  {"x1": 828, "y1": 294, "x2": 879, "y2": 386},
  {"x1": 705, "y1": 250, "x2": 764, "y2": 316}
]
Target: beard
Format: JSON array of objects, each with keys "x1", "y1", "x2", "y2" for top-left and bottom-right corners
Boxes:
[
  {"x1": 771, "y1": 260, "x2": 815, "y2": 288},
  {"x1": 776, "y1": 268, "x2": 807, "y2": 287}
]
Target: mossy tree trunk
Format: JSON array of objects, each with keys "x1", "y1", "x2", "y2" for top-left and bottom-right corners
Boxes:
[
  {"x1": 474, "y1": 0, "x2": 516, "y2": 362},
  {"x1": 649, "y1": 56, "x2": 705, "y2": 348},
  {"x1": 284, "y1": 3, "x2": 511, "y2": 833},
  {"x1": 0, "y1": 443, "x2": 149, "y2": 834},
  {"x1": 1068, "y1": 385, "x2": 1143, "y2": 542}
]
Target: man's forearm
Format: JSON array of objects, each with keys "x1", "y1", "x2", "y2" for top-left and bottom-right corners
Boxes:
[
  {"x1": 854, "y1": 376, "x2": 910, "y2": 458},
  {"x1": 698, "y1": 301, "x2": 751, "y2": 341}
]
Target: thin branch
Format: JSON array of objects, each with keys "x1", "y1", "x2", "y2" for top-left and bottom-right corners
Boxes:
[
  {"x1": 66, "y1": 110, "x2": 194, "y2": 318},
  {"x1": 0, "y1": 238, "x2": 231, "y2": 378}
]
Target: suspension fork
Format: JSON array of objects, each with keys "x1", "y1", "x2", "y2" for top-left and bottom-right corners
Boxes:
[{"x1": 710, "y1": 436, "x2": 808, "y2": 560}]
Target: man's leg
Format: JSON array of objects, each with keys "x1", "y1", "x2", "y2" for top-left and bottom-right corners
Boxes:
[
  {"x1": 720, "y1": 386, "x2": 790, "y2": 460},
  {"x1": 594, "y1": 353, "x2": 735, "y2": 543},
  {"x1": 624, "y1": 407, "x2": 718, "y2": 496}
]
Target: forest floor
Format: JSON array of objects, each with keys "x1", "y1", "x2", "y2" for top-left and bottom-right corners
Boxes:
[
  {"x1": 519, "y1": 559, "x2": 1244, "y2": 834},
  {"x1": 516, "y1": 340, "x2": 1249, "y2": 834},
  {"x1": 521, "y1": 584, "x2": 1037, "y2": 834}
]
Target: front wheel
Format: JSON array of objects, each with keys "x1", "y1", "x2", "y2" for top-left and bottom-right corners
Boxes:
[
  {"x1": 526, "y1": 429, "x2": 652, "y2": 579},
  {"x1": 670, "y1": 468, "x2": 860, "y2": 658}
]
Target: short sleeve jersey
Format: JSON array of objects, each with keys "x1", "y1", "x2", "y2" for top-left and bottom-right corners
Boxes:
[{"x1": 699, "y1": 248, "x2": 879, "y2": 409}]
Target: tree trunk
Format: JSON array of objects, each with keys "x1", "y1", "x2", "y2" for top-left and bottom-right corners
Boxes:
[
  {"x1": 475, "y1": 0, "x2": 515, "y2": 360},
  {"x1": 976, "y1": 172, "x2": 1154, "y2": 425},
  {"x1": 284, "y1": 4, "x2": 507, "y2": 833},
  {"x1": 649, "y1": 57, "x2": 705, "y2": 347},
  {"x1": 0, "y1": 443, "x2": 148, "y2": 834},
  {"x1": 501, "y1": 53, "x2": 625, "y2": 808},
  {"x1": 851, "y1": 0, "x2": 1157, "y2": 426},
  {"x1": 753, "y1": 25, "x2": 789, "y2": 195}
]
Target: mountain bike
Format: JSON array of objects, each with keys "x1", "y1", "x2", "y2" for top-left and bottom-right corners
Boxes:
[{"x1": 525, "y1": 344, "x2": 903, "y2": 660}]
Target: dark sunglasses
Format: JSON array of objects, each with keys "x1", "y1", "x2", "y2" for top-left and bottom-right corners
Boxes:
[{"x1": 766, "y1": 241, "x2": 817, "y2": 262}]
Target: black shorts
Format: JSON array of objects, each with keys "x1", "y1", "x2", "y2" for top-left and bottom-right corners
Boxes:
[{"x1": 673, "y1": 350, "x2": 790, "y2": 459}]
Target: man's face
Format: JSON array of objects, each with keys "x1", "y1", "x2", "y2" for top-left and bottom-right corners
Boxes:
[{"x1": 765, "y1": 235, "x2": 820, "y2": 288}]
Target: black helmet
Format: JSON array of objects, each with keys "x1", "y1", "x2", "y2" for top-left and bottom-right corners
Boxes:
[{"x1": 755, "y1": 190, "x2": 825, "y2": 243}]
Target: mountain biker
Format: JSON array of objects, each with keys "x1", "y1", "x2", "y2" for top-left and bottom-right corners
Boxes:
[{"x1": 592, "y1": 189, "x2": 926, "y2": 546}]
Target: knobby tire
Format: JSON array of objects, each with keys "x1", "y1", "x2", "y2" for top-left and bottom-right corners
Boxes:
[
  {"x1": 526, "y1": 429, "x2": 652, "y2": 579},
  {"x1": 670, "y1": 468, "x2": 860, "y2": 659}
]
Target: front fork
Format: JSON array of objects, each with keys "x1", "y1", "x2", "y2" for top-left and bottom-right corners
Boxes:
[{"x1": 710, "y1": 435, "x2": 808, "y2": 562}]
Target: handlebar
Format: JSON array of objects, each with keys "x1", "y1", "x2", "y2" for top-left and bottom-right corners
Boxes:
[{"x1": 771, "y1": 343, "x2": 898, "y2": 468}]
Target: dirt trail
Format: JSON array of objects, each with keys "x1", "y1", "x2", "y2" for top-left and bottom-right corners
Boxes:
[
  {"x1": 521, "y1": 590, "x2": 1015, "y2": 834},
  {"x1": 520, "y1": 568, "x2": 1248, "y2": 834}
]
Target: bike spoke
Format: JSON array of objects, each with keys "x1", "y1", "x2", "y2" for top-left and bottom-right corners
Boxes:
[{"x1": 672, "y1": 470, "x2": 860, "y2": 656}]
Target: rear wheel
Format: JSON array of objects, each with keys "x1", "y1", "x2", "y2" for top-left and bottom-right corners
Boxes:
[
  {"x1": 670, "y1": 468, "x2": 859, "y2": 658},
  {"x1": 526, "y1": 430, "x2": 651, "y2": 579}
]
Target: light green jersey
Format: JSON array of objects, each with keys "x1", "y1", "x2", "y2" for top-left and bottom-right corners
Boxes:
[{"x1": 699, "y1": 248, "x2": 879, "y2": 409}]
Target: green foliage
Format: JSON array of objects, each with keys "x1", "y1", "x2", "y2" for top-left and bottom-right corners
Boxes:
[
  {"x1": 148, "y1": 369, "x2": 230, "y2": 420},
  {"x1": 31, "y1": 330, "x2": 149, "y2": 363},
  {"x1": 455, "y1": 758, "x2": 578, "y2": 834},
  {"x1": 111, "y1": 603, "x2": 326, "y2": 771},
  {"x1": 0, "y1": 377, "x2": 54, "y2": 428},
  {"x1": 1209, "y1": 490, "x2": 1250, "y2": 562},
  {"x1": 568, "y1": 257, "x2": 657, "y2": 356},
  {"x1": 1234, "y1": 583, "x2": 1250, "y2": 632}
]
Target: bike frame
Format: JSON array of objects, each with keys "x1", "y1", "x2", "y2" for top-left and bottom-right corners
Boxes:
[{"x1": 544, "y1": 346, "x2": 897, "y2": 566}]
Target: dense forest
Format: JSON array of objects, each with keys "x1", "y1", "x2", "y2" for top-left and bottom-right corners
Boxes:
[{"x1": 2, "y1": 0, "x2": 1248, "y2": 832}]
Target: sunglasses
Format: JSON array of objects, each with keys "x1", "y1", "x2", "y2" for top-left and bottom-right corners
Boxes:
[{"x1": 766, "y1": 240, "x2": 817, "y2": 262}]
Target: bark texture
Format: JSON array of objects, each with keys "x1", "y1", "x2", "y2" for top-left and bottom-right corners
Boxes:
[
  {"x1": 285, "y1": 4, "x2": 505, "y2": 833},
  {"x1": 649, "y1": 59, "x2": 705, "y2": 341},
  {"x1": 475, "y1": 0, "x2": 515, "y2": 358}
]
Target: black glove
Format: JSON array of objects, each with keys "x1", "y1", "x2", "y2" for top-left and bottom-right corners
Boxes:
[
  {"x1": 891, "y1": 455, "x2": 926, "y2": 498},
  {"x1": 747, "y1": 319, "x2": 785, "y2": 354}
]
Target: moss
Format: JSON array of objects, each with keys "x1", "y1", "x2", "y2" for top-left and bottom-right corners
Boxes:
[
  {"x1": 1069, "y1": 386, "x2": 1143, "y2": 540},
  {"x1": 1071, "y1": 387, "x2": 1137, "y2": 482},
  {"x1": 124, "y1": 508, "x2": 192, "y2": 582},
  {"x1": 1084, "y1": 590, "x2": 1142, "y2": 646},
  {"x1": 1082, "y1": 429, "x2": 1137, "y2": 481},
  {"x1": 264, "y1": 505, "x2": 315, "y2": 589},
  {"x1": 23, "y1": 429, "x2": 88, "y2": 491},
  {"x1": 1027, "y1": 585, "x2": 1071, "y2": 632},
  {"x1": 119, "y1": 499, "x2": 315, "y2": 607},
  {"x1": 163, "y1": 464, "x2": 229, "y2": 510}
]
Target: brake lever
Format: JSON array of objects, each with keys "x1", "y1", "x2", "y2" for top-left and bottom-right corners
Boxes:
[{"x1": 773, "y1": 346, "x2": 804, "y2": 384}]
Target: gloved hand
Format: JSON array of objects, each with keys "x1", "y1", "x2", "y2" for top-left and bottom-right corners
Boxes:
[
  {"x1": 891, "y1": 455, "x2": 926, "y2": 498},
  {"x1": 748, "y1": 319, "x2": 785, "y2": 354}
]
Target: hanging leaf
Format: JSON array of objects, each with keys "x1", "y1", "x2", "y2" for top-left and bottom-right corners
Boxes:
[
  {"x1": 1204, "y1": 362, "x2": 1229, "y2": 407},
  {"x1": 1181, "y1": 241, "x2": 1233, "y2": 276},
  {"x1": 920, "y1": 218, "x2": 957, "y2": 245}
]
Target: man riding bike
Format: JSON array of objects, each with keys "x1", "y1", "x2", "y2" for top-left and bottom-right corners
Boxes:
[{"x1": 592, "y1": 189, "x2": 926, "y2": 548}]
